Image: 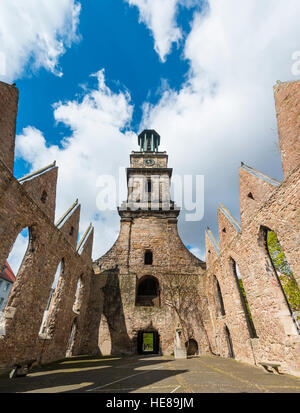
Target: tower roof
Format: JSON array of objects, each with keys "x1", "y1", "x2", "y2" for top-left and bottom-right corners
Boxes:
[{"x1": 138, "y1": 130, "x2": 160, "y2": 152}]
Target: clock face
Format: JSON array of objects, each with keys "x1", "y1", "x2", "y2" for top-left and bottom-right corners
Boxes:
[{"x1": 144, "y1": 159, "x2": 155, "y2": 166}]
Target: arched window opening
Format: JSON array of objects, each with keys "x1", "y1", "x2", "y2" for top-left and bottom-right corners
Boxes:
[
  {"x1": 225, "y1": 325, "x2": 235, "y2": 359},
  {"x1": 0, "y1": 228, "x2": 30, "y2": 316},
  {"x1": 144, "y1": 250, "x2": 153, "y2": 265},
  {"x1": 136, "y1": 276, "x2": 160, "y2": 307},
  {"x1": 264, "y1": 228, "x2": 300, "y2": 332},
  {"x1": 73, "y1": 274, "x2": 84, "y2": 314},
  {"x1": 185, "y1": 339, "x2": 199, "y2": 356},
  {"x1": 6, "y1": 228, "x2": 30, "y2": 277},
  {"x1": 0, "y1": 262, "x2": 15, "y2": 313},
  {"x1": 231, "y1": 259, "x2": 257, "y2": 338},
  {"x1": 213, "y1": 276, "x2": 226, "y2": 316},
  {"x1": 39, "y1": 260, "x2": 64, "y2": 338},
  {"x1": 66, "y1": 318, "x2": 78, "y2": 358}
]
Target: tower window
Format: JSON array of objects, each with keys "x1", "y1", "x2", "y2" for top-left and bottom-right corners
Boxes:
[
  {"x1": 144, "y1": 250, "x2": 153, "y2": 265},
  {"x1": 147, "y1": 179, "x2": 152, "y2": 193}
]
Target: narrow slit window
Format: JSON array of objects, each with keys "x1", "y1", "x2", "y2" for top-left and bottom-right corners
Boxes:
[{"x1": 144, "y1": 250, "x2": 153, "y2": 265}]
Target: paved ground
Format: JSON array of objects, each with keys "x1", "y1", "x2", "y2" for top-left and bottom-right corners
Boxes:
[{"x1": 0, "y1": 355, "x2": 299, "y2": 393}]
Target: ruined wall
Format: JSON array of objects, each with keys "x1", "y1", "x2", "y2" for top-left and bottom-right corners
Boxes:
[
  {"x1": 205, "y1": 80, "x2": 300, "y2": 377},
  {"x1": 0, "y1": 77, "x2": 299, "y2": 379},
  {"x1": 84, "y1": 211, "x2": 213, "y2": 357},
  {"x1": 274, "y1": 80, "x2": 300, "y2": 178},
  {"x1": 0, "y1": 81, "x2": 94, "y2": 375},
  {"x1": 0, "y1": 82, "x2": 18, "y2": 173}
]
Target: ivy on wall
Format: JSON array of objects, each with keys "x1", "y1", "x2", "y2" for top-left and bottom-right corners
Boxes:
[{"x1": 267, "y1": 230, "x2": 300, "y2": 319}]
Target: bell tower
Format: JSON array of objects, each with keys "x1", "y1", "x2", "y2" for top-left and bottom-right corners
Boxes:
[
  {"x1": 119, "y1": 129, "x2": 179, "y2": 215},
  {"x1": 94, "y1": 129, "x2": 205, "y2": 358}
]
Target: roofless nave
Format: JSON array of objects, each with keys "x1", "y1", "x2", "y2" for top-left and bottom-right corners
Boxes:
[{"x1": 0, "y1": 79, "x2": 299, "y2": 378}]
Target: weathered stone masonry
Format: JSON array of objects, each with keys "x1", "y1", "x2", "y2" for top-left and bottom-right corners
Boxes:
[
  {"x1": 0, "y1": 82, "x2": 94, "y2": 375},
  {"x1": 82, "y1": 140, "x2": 212, "y2": 357},
  {"x1": 204, "y1": 80, "x2": 300, "y2": 377}
]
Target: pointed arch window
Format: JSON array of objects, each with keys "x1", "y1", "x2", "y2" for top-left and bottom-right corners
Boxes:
[
  {"x1": 264, "y1": 228, "x2": 300, "y2": 333},
  {"x1": 225, "y1": 325, "x2": 235, "y2": 359},
  {"x1": 1, "y1": 227, "x2": 31, "y2": 312},
  {"x1": 41, "y1": 190, "x2": 47, "y2": 203},
  {"x1": 73, "y1": 274, "x2": 84, "y2": 314},
  {"x1": 213, "y1": 276, "x2": 226, "y2": 316},
  {"x1": 230, "y1": 259, "x2": 258, "y2": 338},
  {"x1": 39, "y1": 260, "x2": 64, "y2": 338}
]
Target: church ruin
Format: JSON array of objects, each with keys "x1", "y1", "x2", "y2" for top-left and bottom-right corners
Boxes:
[{"x1": 0, "y1": 79, "x2": 299, "y2": 377}]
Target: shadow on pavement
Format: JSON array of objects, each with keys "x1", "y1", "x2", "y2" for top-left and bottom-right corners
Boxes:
[{"x1": 0, "y1": 355, "x2": 187, "y2": 393}]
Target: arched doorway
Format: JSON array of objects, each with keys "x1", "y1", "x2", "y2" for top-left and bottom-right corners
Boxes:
[
  {"x1": 185, "y1": 339, "x2": 198, "y2": 356},
  {"x1": 137, "y1": 330, "x2": 159, "y2": 354}
]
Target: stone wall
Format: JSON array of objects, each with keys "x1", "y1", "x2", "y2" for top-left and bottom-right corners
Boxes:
[
  {"x1": 0, "y1": 82, "x2": 94, "y2": 375},
  {"x1": 0, "y1": 77, "x2": 299, "y2": 379},
  {"x1": 84, "y1": 211, "x2": 213, "y2": 357},
  {"x1": 204, "y1": 79, "x2": 300, "y2": 377}
]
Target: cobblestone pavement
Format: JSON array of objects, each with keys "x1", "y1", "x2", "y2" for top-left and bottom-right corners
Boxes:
[{"x1": 0, "y1": 355, "x2": 299, "y2": 393}]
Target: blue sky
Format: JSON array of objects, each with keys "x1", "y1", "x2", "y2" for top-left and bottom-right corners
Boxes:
[
  {"x1": 14, "y1": 0, "x2": 199, "y2": 171},
  {"x1": 1, "y1": 0, "x2": 300, "y2": 271}
]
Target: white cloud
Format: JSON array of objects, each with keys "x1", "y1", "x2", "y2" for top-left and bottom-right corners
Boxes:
[
  {"x1": 13, "y1": 1, "x2": 300, "y2": 261},
  {"x1": 140, "y1": 0, "x2": 300, "y2": 247},
  {"x1": 16, "y1": 70, "x2": 136, "y2": 258},
  {"x1": 0, "y1": 0, "x2": 81, "y2": 81},
  {"x1": 126, "y1": 0, "x2": 197, "y2": 62}
]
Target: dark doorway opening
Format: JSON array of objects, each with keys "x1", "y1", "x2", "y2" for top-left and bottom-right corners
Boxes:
[
  {"x1": 185, "y1": 339, "x2": 199, "y2": 356},
  {"x1": 137, "y1": 331, "x2": 159, "y2": 354}
]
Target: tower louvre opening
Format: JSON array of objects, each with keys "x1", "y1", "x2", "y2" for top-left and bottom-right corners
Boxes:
[{"x1": 138, "y1": 129, "x2": 160, "y2": 152}]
